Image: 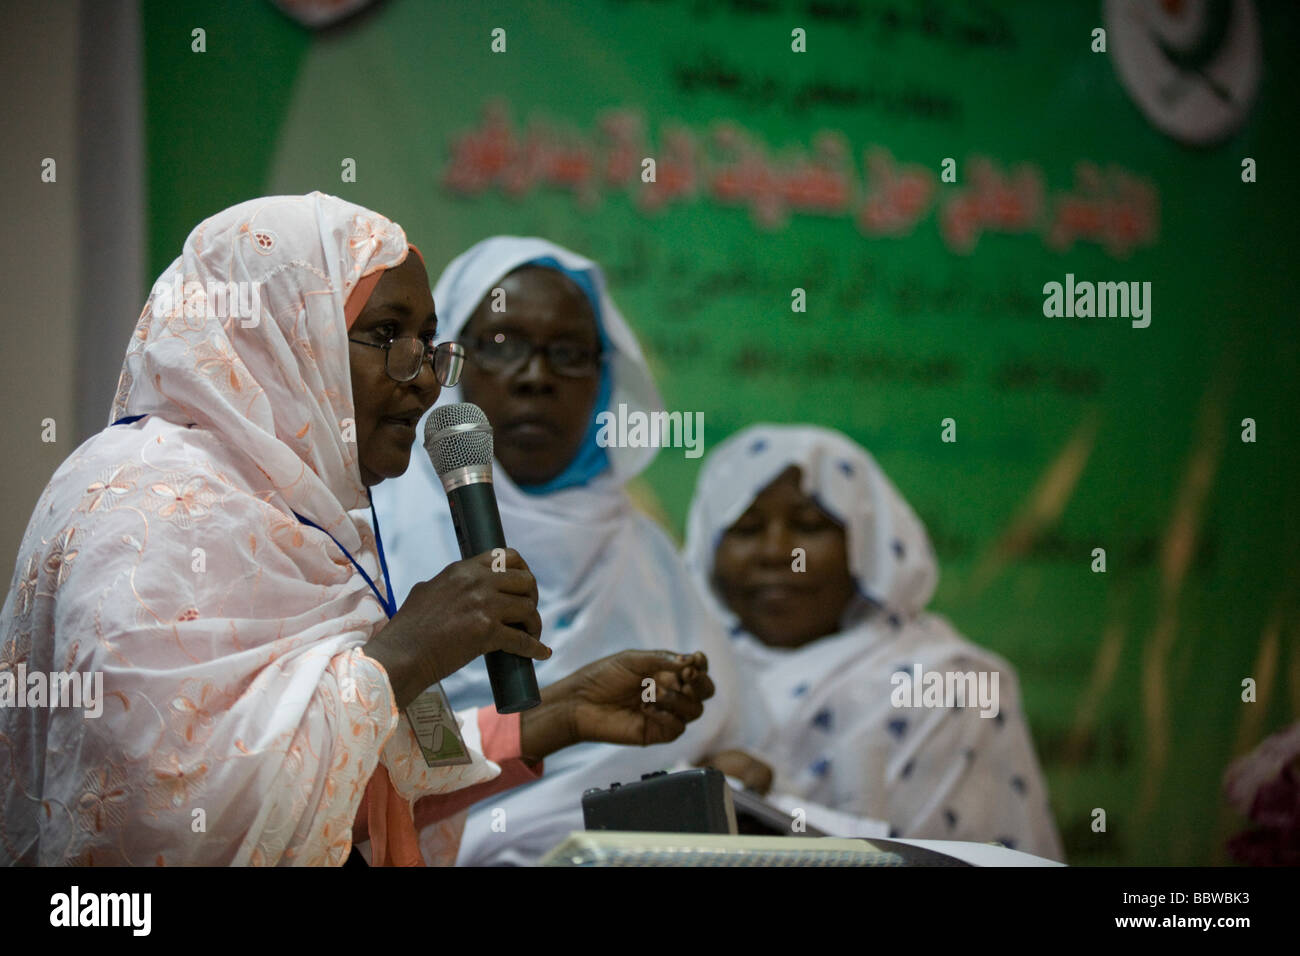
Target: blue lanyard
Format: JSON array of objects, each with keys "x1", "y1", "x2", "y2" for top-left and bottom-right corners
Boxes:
[
  {"x1": 294, "y1": 491, "x2": 396, "y2": 620},
  {"x1": 112, "y1": 413, "x2": 396, "y2": 618}
]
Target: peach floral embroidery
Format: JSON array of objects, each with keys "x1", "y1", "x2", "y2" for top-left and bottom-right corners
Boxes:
[
  {"x1": 76, "y1": 764, "x2": 131, "y2": 835},
  {"x1": 15, "y1": 554, "x2": 38, "y2": 615},
  {"x1": 43, "y1": 527, "x2": 80, "y2": 590},
  {"x1": 347, "y1": 215, "x2": 385, "y2": 262},
  {"x1": 111, "y1": 369, "x2": 134, "y2": 417},
  {"x1": 194, "y1": 334, "x2": 247, "y2": 393},
  {"x1": 81, "y1": 464, "x2": 138, "y2": 513},
  {"x1": 66, "y1": 845, "x2": 111, "y2": 867},
  {"x1": 163, "y1": 284, "x2": 208, "y2": 334},
  {"x1": 0, "y1": 632, "x2": 31, "y2": 675},
  {"x1": 148, "y1": 476, "x2": 214, "y2": 526},
  {"x1": 268, "y1": 510, "x2": 305, "y2": 549},
  {"x1": 292, "y1": 331, "x2": 318, "y2": 365},
  {"x1": 168, "y1": 678, "x2": 233, "y2": 746},
  {"x1": 146, "y1": 752, "x2": 209, "y2": 811}
]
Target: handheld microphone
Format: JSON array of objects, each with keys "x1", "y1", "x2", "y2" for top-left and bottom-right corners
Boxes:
[{"x1": 423, "y1": 402, "x2": 541, "y2": 714}]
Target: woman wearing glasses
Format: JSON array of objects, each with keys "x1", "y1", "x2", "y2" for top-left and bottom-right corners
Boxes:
[
  {"x1": 373, "y1": 236, "x2": 737, "y2": 866},
  {"x1": 0, "y1": 195, "x2": 713, "y2": 866}
]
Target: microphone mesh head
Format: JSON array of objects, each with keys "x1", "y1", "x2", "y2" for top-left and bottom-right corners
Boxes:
[{"x1": 424, "y1": 402, "x2": 494, "y2": 475}]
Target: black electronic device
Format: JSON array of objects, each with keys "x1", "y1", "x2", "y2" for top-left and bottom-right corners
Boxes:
[{"x1": 582, "y1": 768, "x2": 737, "y2": 834}]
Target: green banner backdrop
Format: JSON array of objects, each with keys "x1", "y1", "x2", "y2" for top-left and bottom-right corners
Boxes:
[{"x1": 144, "y1": 0, "x2": 1300, "y2": 865}]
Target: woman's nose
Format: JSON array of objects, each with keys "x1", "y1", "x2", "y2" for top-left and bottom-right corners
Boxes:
[
  {"x1": 512, "y1": 349, "x2": 555, "y2": 389},
  {"x1": 413, "y1": 356, "x2": 441, "y2": 403},
  {"x1": 758, "y1": 521, "x2": 793, "y2": 561}
]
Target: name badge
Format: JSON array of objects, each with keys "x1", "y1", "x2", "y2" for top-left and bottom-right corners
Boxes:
[{"x1": 405, "y1": 683, "x2": 472, "y2": 767}]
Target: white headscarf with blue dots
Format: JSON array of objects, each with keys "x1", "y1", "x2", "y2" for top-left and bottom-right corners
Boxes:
[
  {"x1": 683, "y1": 424, "x2": 1065, "y2": 862},
  {"x1": 684, "y1": 423, "x2": 938, "y2": 627}
]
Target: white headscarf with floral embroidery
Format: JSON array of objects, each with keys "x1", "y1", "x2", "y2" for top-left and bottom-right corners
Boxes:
[{"x1": 0, "y1": 192, "x2": 499, "y2": 866}]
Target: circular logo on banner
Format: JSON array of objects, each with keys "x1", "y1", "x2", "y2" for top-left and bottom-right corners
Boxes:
[
  {"x1": 273, "y1": 0, "x2": 378, "y2": 29},
  {"x1": 1105, "y1": 0, "x2": 1261, "y2": 146}
]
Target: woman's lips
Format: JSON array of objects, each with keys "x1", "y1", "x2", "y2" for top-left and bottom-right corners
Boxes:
[
  {"x1": 500, "y1": 419, "x2": 557, "y2": 446},
  {"x1": 749, "y1": 583, "x2": 812, "y2": 608},
  {"x1": 381, "y1": 417, "x2": 417, "y2": 437}
]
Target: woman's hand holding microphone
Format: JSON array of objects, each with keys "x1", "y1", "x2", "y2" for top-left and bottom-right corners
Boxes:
[{"x1": 365, "y1": 548, "x2": 714, "y2": 761}]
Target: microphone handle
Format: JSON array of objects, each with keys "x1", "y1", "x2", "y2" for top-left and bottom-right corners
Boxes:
[{"x1": 445, "y1": 481, "x2": 542, "y2": 714}]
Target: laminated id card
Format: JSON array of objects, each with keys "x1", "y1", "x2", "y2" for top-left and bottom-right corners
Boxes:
[{"x1": 405, "y1": 684, "x2": 472, "y2": 767}]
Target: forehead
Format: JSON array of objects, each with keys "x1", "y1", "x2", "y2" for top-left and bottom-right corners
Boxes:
[
  {"x1": 758, "y1": 465, "x2": 803, "y2": 493},
  {"x1": 365, "y1": 254, "x2": 433, "y2": 311},
  {"x1": 744, "y1": 466, "x2": 817, "y2": 508},
  {"x1": 729, "y1": 465, "x2": 847, "y2": 537},
  {"x1": 468, "y1": 266, "x2": 597, "y2": 332}
]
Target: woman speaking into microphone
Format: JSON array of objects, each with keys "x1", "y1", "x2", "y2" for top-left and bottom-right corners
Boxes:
[{"x1": 0, "y1": 193, "x2": 714, "y2": 867}]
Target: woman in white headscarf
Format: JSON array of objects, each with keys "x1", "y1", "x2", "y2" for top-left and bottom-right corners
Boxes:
[
  {"x1": 373, "y1": 237, "x2": 736, "y2": 866},
  {"x1": 684, "y1": 424, "x2": 1064, "y2": 861},
  {"x1": 0, "y1": 195, "x2": 713, "y2": 867}
]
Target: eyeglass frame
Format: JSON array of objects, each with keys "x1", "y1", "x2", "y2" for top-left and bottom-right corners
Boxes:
[
  {"x1": 347, "y1": 334, "x2": 466, "y2": 385},
  {"x1": 458, "y1": 332, "x2": 606, "y2": 379}
]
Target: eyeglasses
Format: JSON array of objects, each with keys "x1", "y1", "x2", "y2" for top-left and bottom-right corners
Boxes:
[
  {"x1": 461, "y1": 331, "x2": 603, "y2": 378},
  {"x1": 348, "y1": 335, "x2": 465, "y2": 385}
]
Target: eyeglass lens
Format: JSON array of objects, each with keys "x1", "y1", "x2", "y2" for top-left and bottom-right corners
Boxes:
[
  {"x1": 470, "y1": 332, "x2": 600, "y2": 377},
  {"x1": 386, "y1": 339, "x2": 464, "y2": 386}
]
